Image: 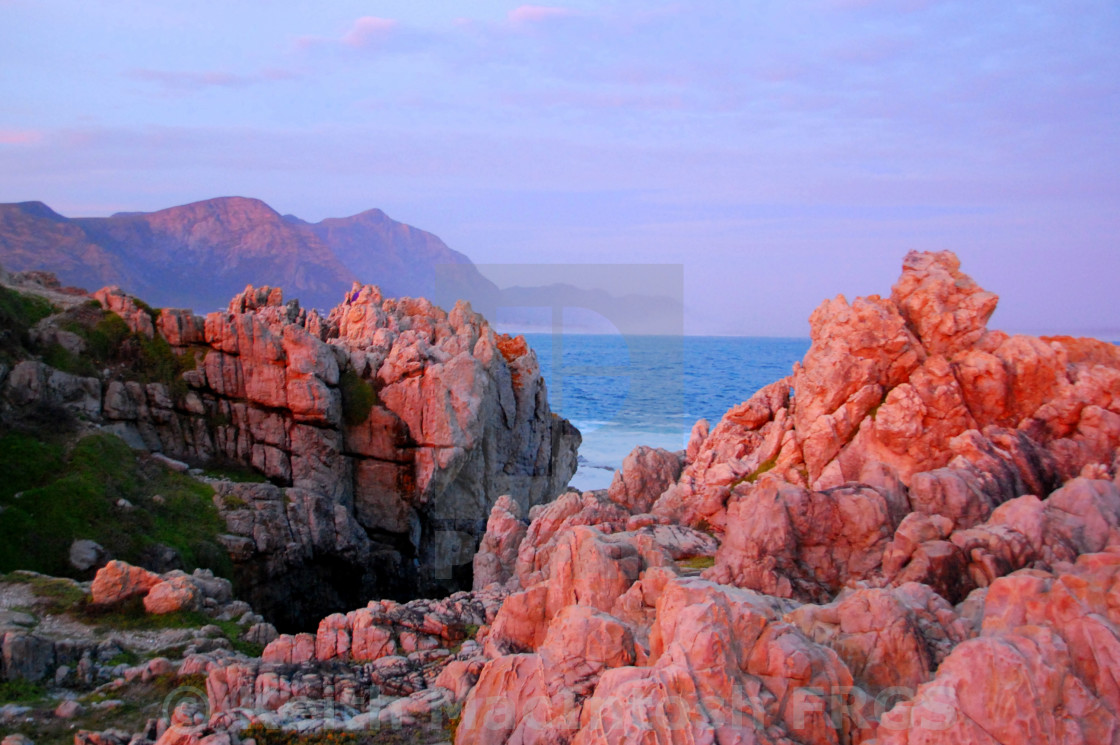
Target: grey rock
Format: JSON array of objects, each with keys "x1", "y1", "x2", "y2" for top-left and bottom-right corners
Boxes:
[
  {"x1": 1, "y1": 631, "x2": 55, "y2": 682},
  {"x1": 54, "y1": 699, "x2": 84, "y2": 718},
  {"x1": 0, "y1": 610, "x2": 37, "y2": 631},
  {"x1": 69, "y1": 539, "x2": 108, "y2": 572},
  {"x1": 243, "y1": 622, "x2": 278, "y2": 647}
]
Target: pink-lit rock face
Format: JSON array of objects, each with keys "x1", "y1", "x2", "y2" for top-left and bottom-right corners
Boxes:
[
  {"x1": 446, "y1": 251, "x2": 1120, "y2": 745},
  {"x1": 12, "y1": 251, "x2": 1120, "y2": 745},
  {"x1": 13, "y1": 281, "x2": 580, "y2": 628},
  {"x1": 90, "y1": 560, "x2": 160, "y2": 605}
]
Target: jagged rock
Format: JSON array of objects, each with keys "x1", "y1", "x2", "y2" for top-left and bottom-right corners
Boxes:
[
  {"x1": 91, "y1": 560, "x2": 161, "y2": 606},
  {"x1": 607, "y1": 445, "x2": 683, "y2": 514},
  {"x1": 4, "y1": 279, "x2": 580, "y2": 625},
  {"x1": 706, "y1": 479, "x2": 907, "y2": 601},
  {"x1": 144, "y1": 575, "x2": 202, "y2": 615},
  {"x1": 649, "y1": 251, "x2": 1120, "y2": 537},
  {"x1": 786, "y1": 582, "x2": 973, "y2": 695},
  {"x1": 472, "y1": 495, "x2": 526, "y2": 591},
  {"x1": 459, "y1": 605, "x2": 637, "y2": 744},
  {"x1": 1, "y1": 632, "x2": 55, "y2": 681},
  {"x1": 880, "y1": 551, "x2": 1120, "y2": 743},
  {"x1": 54, "y1": 699, "x2": 84, "y2": 718},
  {"x1": 242, "y1": 622, "x2": 278, "y2": 647}
]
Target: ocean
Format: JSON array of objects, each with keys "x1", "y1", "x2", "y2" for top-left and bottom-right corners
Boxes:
[{"x1": 521, "y1": 334, "x2": 811, "y2": 491}]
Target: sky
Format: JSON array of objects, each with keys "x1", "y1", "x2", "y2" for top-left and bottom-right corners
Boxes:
[{"x1": 1, "y1": 0, "x2": 1118, "y2": 337}]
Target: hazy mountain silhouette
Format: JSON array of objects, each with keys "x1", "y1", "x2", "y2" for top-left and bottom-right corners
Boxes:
[
  {"x1": 0, "y1": 197, "x2": 681, "y2": 333},
  {"x1": 0, "y1": 197, "x2": 497, "y2": 312}
]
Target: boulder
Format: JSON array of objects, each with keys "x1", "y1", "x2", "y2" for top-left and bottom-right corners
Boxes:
[
  {"x1": 607, "y1": 446, "x2": 683, "y2": 514},
  {"x1": 69, "y1": 539, "x2": 108, "y2": 572},
  {"x1": 90, "y1": 560, "x2": 160, "y2": 606}
]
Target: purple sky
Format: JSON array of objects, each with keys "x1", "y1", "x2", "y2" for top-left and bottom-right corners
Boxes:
[{"x1": 1, "y1": 0, "x2": 1117, "y2": 337}]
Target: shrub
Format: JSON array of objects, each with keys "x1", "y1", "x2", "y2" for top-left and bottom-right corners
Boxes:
[{"x1": 340, "y1": 368, "x2": 377, "y2": 427}]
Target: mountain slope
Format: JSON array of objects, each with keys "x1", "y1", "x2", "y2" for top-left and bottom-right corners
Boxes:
[{"x1": 0, "y1": 197, "x2": 498, "y2": 312}]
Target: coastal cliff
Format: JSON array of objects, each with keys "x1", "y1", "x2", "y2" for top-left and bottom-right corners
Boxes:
[
  {"x1": 0, "y1": 273, "x2": 579, "y2": 629},
  {"x1": 3, "y1": 251, "x2": 1119, "y2": 745}
]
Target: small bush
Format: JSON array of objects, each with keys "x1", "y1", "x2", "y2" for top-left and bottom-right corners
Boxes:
[
  {"x1": 39, "y1": 342, "x2": 98, "y2": 377},
  {"x1": 0, "y1": 678, "x2": 47, "y2": 703},
  {"x1": 340, "y1": 368, "x2": 377, "y2": 427},
  {"x1": 133, "y1": 298, "x2": 161, "y2": 322},
  {"x1": 0, "y1": 285, "x2": 54, "y2": 327}
]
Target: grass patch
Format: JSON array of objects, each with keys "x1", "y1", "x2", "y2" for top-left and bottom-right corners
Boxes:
[
  {"x1": 18, "y1": 672, "x2": 208, "y2": 745},
  {"x1": 729, "y1": 456, "x2": 780, "y2": 490},
  {"x1": 0, "y1": 285, "x2": 55, "y2": 364},
  {"x1": 205, "y1": 464, "x2": 267, "y2": 484},
  {"x1": 133, "y1": 298, "x2": 161, "y2": 323},
  {"x1": 0, "y1": 432, "x2": 231, "y2": 579},
  {"x1": 76, "y1": 598, "x2": 262, "y2": 657},
  {"x1": 221, "y1": 493, "x2": 249, "y2": 509},
  {"x1": 678, "y1": 555, "x2": 716, "y2": 571},
  {"x1": 340, "y1": 368, "x2": 377, "y2": 427},
  {"x1": 39, "y1": 341, "x2": 99, "y2": 377},
  {"x1": 0, "y1": 677, "x2": 47, "y2": 702},
  {"x1": 4, "y1": 572, "x2": 88, "y2": 613}
]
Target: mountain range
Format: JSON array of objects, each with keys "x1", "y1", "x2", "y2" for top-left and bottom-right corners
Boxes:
[
  {"x1": 0, "y1": 196, "x2": 683, "y2": 334},
  {"x1": 0, "y1": 196, "x2": 497, "y2": 313}
]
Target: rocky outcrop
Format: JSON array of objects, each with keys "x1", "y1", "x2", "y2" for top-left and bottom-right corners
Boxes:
[
  {"x1": 436, "y1": 251, "x2": 1120, "y2": 744},
  {"x1": 1, "y1": 281, "x2": 579, "y2": 628},
  {"x1": 7, "y1": 251, "x2": 1120, "y2": 745},
  {"x1": 646, "y1": 251, "x2": 1120, "y2": 606}
]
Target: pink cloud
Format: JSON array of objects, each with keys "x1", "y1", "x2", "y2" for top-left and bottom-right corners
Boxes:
[
  {"x1": 508, "y1": 5, "x2": 576, "y2": 24},
  {"x1": 0, "y1": 128, "x2": 42, "y2": 145},
  {"x1": 341, "y1": 16, "x2": 398, "y2": 47}
]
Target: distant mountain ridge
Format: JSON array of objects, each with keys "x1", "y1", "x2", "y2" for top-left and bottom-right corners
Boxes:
[{"x1": 0, "y1": 196, "x2": 499, "y2": 312}]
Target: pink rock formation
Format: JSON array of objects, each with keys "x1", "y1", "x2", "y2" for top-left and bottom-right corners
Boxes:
[
  {"x1": 143, "y1": 574, "x2": 202, "y2": 615},
  {"x1": 90, "y1": 560, "x2": 160, "y2": 606},
  {"x1": 5, "y1": 279, "x2": 580, "y2": 627},
  {"x1": 447, "y1": 251, "x2": 1120, "y2": 745},
  {"x1": 608, "y1": 446, "x2": 683, "y2": 514}
]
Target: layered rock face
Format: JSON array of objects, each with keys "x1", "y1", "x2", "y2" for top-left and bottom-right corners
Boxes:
[{"x1": 1, "y1": 281, "x2": 579, "y2": 629}]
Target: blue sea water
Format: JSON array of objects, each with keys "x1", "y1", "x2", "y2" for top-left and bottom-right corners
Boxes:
[{"x1": 521, "y1": 334, "x2": 811, "y2": 491}]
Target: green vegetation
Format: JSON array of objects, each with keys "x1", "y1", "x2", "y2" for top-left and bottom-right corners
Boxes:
[
  {"x1": 242, "y1": 717, "x2": 460, "y2": 745},
  {"x1": 0, "y1": 677, "x2": 47, "y2": 703},
  {"x1": 340, "y1": 368, "x2": 377, "y2": 426},
  {"x1": 745, "y1": 456, "x2": 778, "y2": 484},
  {"x1": 0, "y1": 432, "x2": 231, "y2": 579},
  {"x1": 0, "y1": 285, "x2": 55, "y2": 363},
  {"x1": 205, "y1": 463, "x2": 267, "y2": 484},
  {"x1": 50, "y1": 307, "x2": 196, "y2": 398},
  {"x1": 727, "y1": 455, "x2": 780, "y2": 491},
  {"x1": 5, "y1": 672, "x2": 209, "y2": 745},
  {"x1": 132, "y1": 298, "x2": 161, "y2": 322},
  {"x1": 678, "y1": 555, "x2": 716, "y2": 571},
  {"x1": 2, "y1": 571, "x2": 87, "y2": 613},
  {"x1": 76, "y1": 597, "x2": 263, "y2": 656}
]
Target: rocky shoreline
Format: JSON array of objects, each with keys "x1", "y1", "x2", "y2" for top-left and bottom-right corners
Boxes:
[{"x1": 3, "y1": 251, "x2": 1120, "y2": 744}]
